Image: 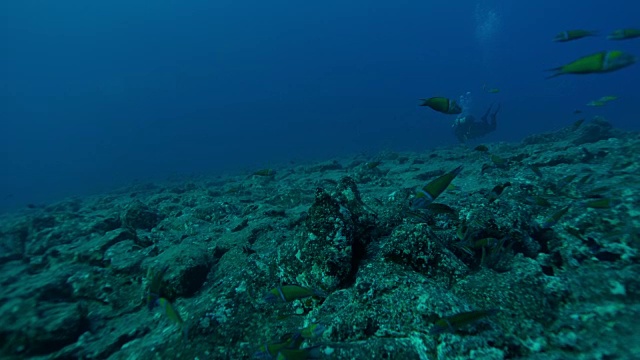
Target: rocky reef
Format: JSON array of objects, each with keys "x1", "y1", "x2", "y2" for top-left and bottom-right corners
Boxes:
[{"x1": 0, "y1": 117, "x2": 639, "y2": 359}]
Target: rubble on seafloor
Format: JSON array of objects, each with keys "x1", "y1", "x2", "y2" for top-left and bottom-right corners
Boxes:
[{"x1": 1, "y1": 117, "x2": 639, "y2": 359}]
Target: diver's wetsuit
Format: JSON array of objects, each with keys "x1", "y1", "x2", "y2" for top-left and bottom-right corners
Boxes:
[{"x1": 453, "y1": 104, "x2": 500, "y2": 143}]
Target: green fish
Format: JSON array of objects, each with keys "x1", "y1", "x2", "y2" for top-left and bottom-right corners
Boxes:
[
  {"x1": 411, "y1": 165, "x2": 463, "y2": 209},
  {"x1": 528, "y1": 164, "x2": 543, "y2": 177},
  {"x1": 419, "y1": 97, "x2": 462, "y2": 115},
  {"x1": 483, "y1": 84, "x2": 500, "y2": 93},
  {"x1": 587, "y1": 100, "x2": 606, "y2": 107},
  {"x1": 490, "y1": 154, "x2": 508, "y2": 168},
  {"x1": 541, "y1": 206, "x2": 570, "y2": 229},
  {"x1": 147, "y1": 265, "x2": 168, "y2": 310},
  {"x1": 254, "y1": 335, "x2": 303, "y2": 359},
  {"x1": 553, "y1": 29, "x2": 597, "y2": 42},
  {"x1": 546, "y1": 50, "x2": 636, "y2": 78},
  {"x1": 253, "y1": 169, "x2": 276, "y2": 177},
  {"x1": 581, "y1": 198, "x2": 621, "y2": 209},
  {"x1": 264, "y1": 285, "x2": 327, "y2": 303},
  {"x1": 607, "y1": 28, "x2": 640, "y2": 40},
  {"x1": 474, "y1": 144, "x2": 489, "y2": 152},
  {"x1": 157, "y1": 297, "x2": 188, "y2": 339},
  {"x1": 598, "y1": 95, "x2": 618, "y2": 102},
  {"x1": 430, "y1": 309, "x2": 499, "y2": 334},
  {"x1": 487, "y1": 182, "x2": 511, "y2": 203}
]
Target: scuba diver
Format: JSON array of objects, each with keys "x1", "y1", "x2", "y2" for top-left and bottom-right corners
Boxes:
[{"x1": 453, "y1": 103, "x2": 500, "y2": 143}]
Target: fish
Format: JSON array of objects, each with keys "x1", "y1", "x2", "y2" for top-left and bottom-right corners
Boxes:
[
  {"x1": 580, "y1": 198, "x2": 621, "y2": 209},
  {"x1": 573, "y1": 109, "x2": 583, "y2": 114},
  {"x1": 419, "y1": 97, "x2": 462, "y2": 115},
  {"x1": 570, "y1": 118, "x2": 585, "y2": 131},
  {"x1": 553, "y1": 29, "x2": 597, "y2": 42},
  {"x1": 264, "y1": 285, "x2": 327, "y2": 303},
  {"x1": 365, "y1": 161, "x2": 382, "y2": 169},
  {"x1": 541, "y1": 206, "x2": 570, "y2": 229},
  {"x1": 147, "y1": 265, "x2": 168, "y2": 310},
  {"x1": 424, "y1": 202, "x2": 456, "y2": 215},
  {"x1": 556, "y1": 174, "x2": 577, "y2": 191},
  {"x1": 430, "y1": 309, "x2": 499, "y2": 334},
  {"x1": 490, "y1": 154, "x2": 508, "y2": 169},
  {"x1": 253, "y1": 169, "x2": 276, "y2": 177},
  {"x1": 157, "y1": 297, "x2": 188, "y2": 340},
  {"x1": 487, "y1": 182, "x2": 511, "y2": 203},
  {"x1": 483, "y1": 84, "x2": 500, "y2": 93},
  {"x1": 587, "y1": 100, "x2": 606, "y2": 107},
  {"x1": 607, "y1": 28, "x2": 640, "y2": 40},
  {"x1": 474, "y1": 145, "x2": 489, "y2": 152},
  {"x1": 297, "y1": 323, "x2": 326, "y2": 339},
  {"x1": 254, "y1": 335, "x2": 303, "y2": 359},
  {"x1": 525, "y1": 195, "x2": 551, "y2": 207},
  {"x1": 598, "y1": 95, "x2": 618, "y2": 102},
  {"x1": 528, "y1": 164, "x2": 543, "y2": 177},
  {"x1": 411, "y1": 165, "x2": 463, "y2": 209},
  {"x1": 546, "y1": 50, "x2": 637, "y2": 78}
]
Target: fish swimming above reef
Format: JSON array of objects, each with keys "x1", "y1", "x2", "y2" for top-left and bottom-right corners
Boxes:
[
  {"x1": 607, "y1": 28, "x2": 640, "y2": 40},
  {"x1": 264, "y1": 285, "x2": 327, "y2": 303},
  {"x1": 553, "y1": 29, "x2": 598, "y2": 42},
  {"x1": 430, "y1": 309, "x2": 499, "y2": 334},
  {"x1": 419, "y1": 97, "x2": 462, "y2": 115},
  {"x1": 546, "y1": 50, "x2": 636, "y2": 78},
  {"x1": 411, "y1": 165, "x2": 463, "y2": 209},
  {"x1": 156, "y1": 297, "x2": 189, "y2": 340}
]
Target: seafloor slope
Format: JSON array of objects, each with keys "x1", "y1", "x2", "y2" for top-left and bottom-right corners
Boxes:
[{"x1": 0, "y1": 117, "x2": 638, "y2": 360}]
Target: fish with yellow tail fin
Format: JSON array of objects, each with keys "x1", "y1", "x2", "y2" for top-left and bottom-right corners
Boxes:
[
  {"x1": 156, "y1": 297, "x2": 189, "y2": 340},
  {"x1": 430, "y1": 309, "x2": 499, "y2": 334},
  {"x1": 411, "y1": 165, "x2": 463, "y2": 209},
  {"x1": 546, "y1": 50, "x2": 636, "y2": 78},
  {"x1": 264, "y1": 285, "x2": 327, "y2": 303},
  {"x1": 419, "y1": 97, "x2": 462, "y2": 115},
  {"x1": 553, "y1": 29, "x2": 598, "y2": 42},
  {"x1": 482, "y1": 84, "x2": 500, "y2": 93},
  {"x1": 607, "y1": 28, "x2": 640, "y2": 40}
]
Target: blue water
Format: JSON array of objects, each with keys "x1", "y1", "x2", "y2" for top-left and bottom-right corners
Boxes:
[{"x1": 2, "y1": 0, "x2": 638, "y2": 212}]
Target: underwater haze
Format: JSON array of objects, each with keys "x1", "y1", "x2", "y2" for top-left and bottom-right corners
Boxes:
[{"x1": 2, "y1": 0, "x2": 639, "y2": 212}]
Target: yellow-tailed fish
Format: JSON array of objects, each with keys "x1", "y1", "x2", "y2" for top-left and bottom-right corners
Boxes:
[
  {"x1": 430, "y1": 309, "x2": 499, "y2": 334},
  {"x1": 553, "y1": 29, "x2": 597, "y2": 42},
  {"x1": 253, "y1": 336, "x2": 303, "y2": 359},
  {"x1": 253, "y1": 169, "x2": 276, "y2": 177},
  {"x1": 541, "y1": 206, "x2": 570, "y2": 229},
  {"x1": 546, "y1": 50, "x2": 636, "y2": 79},
  {"x1": 419, "y1": 97, "x2": 462, "y2": 115},
  {"x1": 264, "y1": 285, "x2": 327, "y2": 303},
  {"x1": 490, "y1": 154, "x2": 508, "y2": 169},
  {"x1": 581, "y1": 198, "x2": 621, "y2": 209},
  {"x1": 411, "y1": 165, "x2": 463, "y2": 209},
  {"x1": 147, "y1": 265, "x2": 168, "y2": 310},
  {"x1": 297, "y1": 323, "x2": 326, "y2": 339},
  {"x1": 607, "y1": 28, "x2": 640, "y2": 40},
  {"x1": 587, "y1": 100, "x2": 606, "y2": 107},
  {"x1": 487, "y1": 182, "x2": 511, "y2": 203},
  {"x1": 157, "y1": 297, "x2": 188, "y2": 339},
  {"x1": 598, "y1": 95, "x2": 618, "y2": 102},
  {"x1": 570, "y1": 118, "x2": 585, "y2": 131},
  {"x1": 528, "y1": 164, "x2": 543, "y2": 177},
  {"x1": 483, "y1": 84, "x2": 500, "y2": 93}
]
